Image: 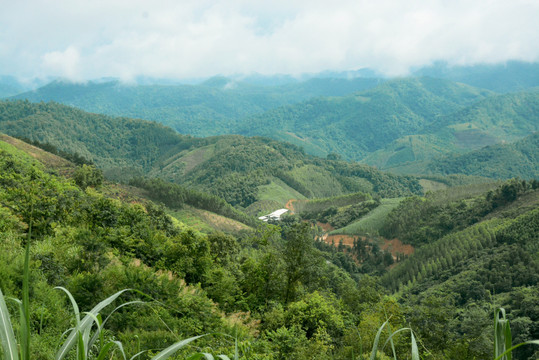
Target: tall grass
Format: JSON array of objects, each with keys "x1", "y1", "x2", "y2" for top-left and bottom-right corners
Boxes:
[
  {"x1": 364, "y1": 309, "x2": 539, "y2": 360},
  {"x1": 0, "y1": 237, "x2": 238, "y2": 360},
  {"x1": 493, "y1": 308, "x2": 539, "y2": 360}
]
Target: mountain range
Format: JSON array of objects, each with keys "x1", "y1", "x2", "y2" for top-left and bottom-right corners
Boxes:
[{"x1": 2, "y1": 61, "x2": 539, "y2": 181}]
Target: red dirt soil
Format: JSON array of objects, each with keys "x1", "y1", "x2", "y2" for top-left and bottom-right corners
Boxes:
[
  {"x1": 317, "y1": 221, "x2": 335, "y2": 232},
  {"x1": 381, "y1": 238, "x2": 414, "y2": 256},
  {"x1": 323, "y1": 234, "x2": 361, "y2": 247},
  {"x1": 285, "y1": 199, "x2": 297, "y2": 213},
  {"x1": 322, "y1": 234, "x2": 414, "y2": 260}
]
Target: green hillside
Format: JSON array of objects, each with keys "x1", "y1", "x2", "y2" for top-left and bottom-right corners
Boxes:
[
  {"x1": 1, "y1": 117, "x2": 538, "y2": 359},
  {"x1": 152, "y1": 135, "x2": 423, "y2": 207},
  {"x1": 329, "y1": 197, "x2": 404, "y2": 235},
  {"x1": 0, "y1": 100, "x2": 423, "y2": 210},
  {"x1": 360, "y1": 90, "x2": 539, "y2": 173},
  {"x1": 0, "y1": 135, "x2": 423, "y2": 359},
  {"x1": 240, "y1": 77, "x2": 493, "y2": 160},
  {"x1": 11, "y1": 76, "x2": 538, "y2": 182},
  {"x1": 11, "y1": 77, "x2": 383, "y2": 136},
  {"x1": 427, "y1": 132, "x2": 539, "y2": 179},
  {"x1": 0, "y1": 100, "x2": 202, "y2": 169},
  {"x1": 379, "y1": 182, "x2": 539, "y2": 359}
]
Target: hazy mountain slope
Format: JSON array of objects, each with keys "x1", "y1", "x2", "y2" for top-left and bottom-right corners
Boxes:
[
  {"x1": 11, "y1": 77, "x2": 384, "y2": 136},
  {"x1": 429, "y1": 89, "x2": 539, "y2": 139},
  {"x1": 413, "y1": 60, "x2": 539, "y2": 93},
  {"x1": 239, "y1": 77, "x2": 493, "y2": 160},
  {"x1": 361, "y1": 90, "x2": 539, "y2": 170}
]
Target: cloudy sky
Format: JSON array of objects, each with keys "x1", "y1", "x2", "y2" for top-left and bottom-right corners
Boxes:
[{"x1": 1, "y1": 0, "x2": 538, "y2": 81}]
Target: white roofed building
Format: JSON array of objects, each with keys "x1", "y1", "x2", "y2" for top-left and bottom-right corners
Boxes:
[{"x1": 258, "y1": 209, "x2": 289, "y2": 222}]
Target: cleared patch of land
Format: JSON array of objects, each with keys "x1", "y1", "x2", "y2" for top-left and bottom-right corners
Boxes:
[
  {"x1": 257, "y1": 178, "x2": 307, "y2": 207},
  {"x1": 330, "y1": 198, "x2": 403, "y2": 235}
]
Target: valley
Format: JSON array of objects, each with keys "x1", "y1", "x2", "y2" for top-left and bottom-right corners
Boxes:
[{"x1": 0, "y1": 63, "x2": 538, "y2": 359}]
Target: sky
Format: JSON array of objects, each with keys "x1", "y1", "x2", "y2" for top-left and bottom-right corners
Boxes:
[{"x1": 1, "y1": 0, "x2": 538, "y2": 82}]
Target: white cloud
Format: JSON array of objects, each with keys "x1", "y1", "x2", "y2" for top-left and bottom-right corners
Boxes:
[
  {"x1": 0, "y1": 0, "x2": 538, "y2": 80},
  {"x1": 42, "y1": 46, "x2": 82, "y2": 80}
]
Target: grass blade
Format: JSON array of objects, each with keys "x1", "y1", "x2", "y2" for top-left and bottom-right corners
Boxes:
[
  {"x1": 88, "y1": 300, "x2": 145, "y2": 351},
  {"x1": 187, "y1": 353, "x2": 215, "y2": 360},
  {"x1": 370, "y1": 319, "x2": 389, "y2": 360},
  {"x1": 493, "y1": 340, "x2": 539, "y2": 360},
  {"x1": 384, "y1": 319, "x2": 397, "y2": 360},
  {"x1": 20, "y1": 240, "x2": 31, "y2": 360},
  {"x1": 494, "y1": 307, "x2": 513, "y2": 360},
  {"x1": 150, "y1": 334, "x2": 206, "y2": 360},
  {"x1": 0, "y1": 288, "x2": 19, "y2": 360},
  {"x1": 55, "y1": 287, "x2": 81, "y2": 326},
  {"x1": 77, "y1": 331, "x2": 86, "y2": 360},
  {"x1": 382, "y1": 327, "x2": 411, "y2": 350},
  {"x1": 504, "y1": 318, "x2": 512, "y2": 360},
  {"x1": 410, "y1": 331, "x2": 419, "y2": 360},
  {"x1": 55, "y1": 289, "x2": 130, "y2": 360},
  {"x1": 129, "y1": 350, "x2": 149, "y2": 360},
  {"x1": 95, "y1": 342, "x2": 116, "y2": 360}
]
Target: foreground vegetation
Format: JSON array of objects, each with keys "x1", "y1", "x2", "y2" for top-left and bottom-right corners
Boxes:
[{"x1": 0, "y1": 131, "x2": 537, "y2": 359}]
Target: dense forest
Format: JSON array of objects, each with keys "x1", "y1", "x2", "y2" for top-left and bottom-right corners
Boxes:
[{"x1": 240, "y1": 82, "x2": 539, "y2": 170}]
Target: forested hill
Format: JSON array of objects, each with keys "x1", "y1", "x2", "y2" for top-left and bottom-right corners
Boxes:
[
  {"x1": 239, "y1": 77, "x2": 493, "y2": 159},
  {"x1": 361, "y1": 89, "x2": 539, "y2": 172},
  {"x1": 10, "y1": 77, "x2": 383, "y2": 136},
  {"x1": 426, "y1": 132, "x2": 539, "y2": 179},
  {"x1": 241, "y1": 83, "x2": 539, "y2": 172},
  {"x1": 9, "y1": 75, "x2": 539, "y2": 178},
  {"x1": 150, "y1": 135, "x2": 423, "y2": 208},
  {"x1": 0, "y1": 100, "x2": 201, "y2": 169},
  {"x1": 1, "y1": 131, "x2": 537, "y2": 359},
  {"x1": 0, "y1": 100, "x2": 422, "y2": 210}
]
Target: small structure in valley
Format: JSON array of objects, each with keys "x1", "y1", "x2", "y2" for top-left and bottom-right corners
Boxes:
[{"x1": 258, "y1": 209, "x2": 289, "y2": 222}]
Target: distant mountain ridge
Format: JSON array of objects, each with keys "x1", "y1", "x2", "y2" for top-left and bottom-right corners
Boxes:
[
  {"x1": 413, "y1": 60, "x2": 539, "y2": 93},
  {"x1": 361, "y1": 89, "x2": 539, "y2": 171},
  {"x1": 10, "y1": 77, "x2": 384, "y2": 136},
  {"x1": 240, "y1": 77, "x2": 495, "y2": 160},
  {"x1": 6, "y1": 63, "x2": 539, "y2": 180}
]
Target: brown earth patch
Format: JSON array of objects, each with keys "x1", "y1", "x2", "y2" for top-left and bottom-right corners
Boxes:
[
  {"x1": 317, "y1": 221, "x2": 334, "y2": 232},
  {"x1": 380, "y1": 238, "x2": 414, "y2": 257},
  {"x1": 285, "y1": 199, "x2": 297, "y2": 213},
  {"x1": 323, "y1": 234, "x2": 363, "y2": 247}
]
